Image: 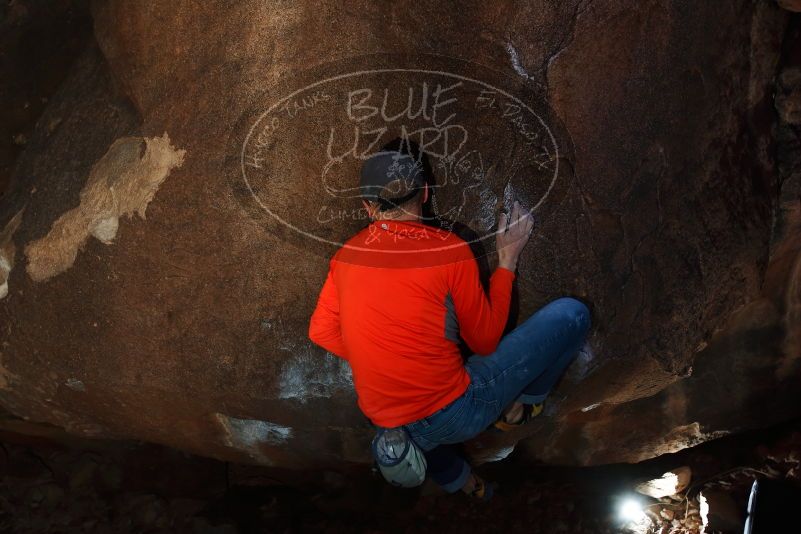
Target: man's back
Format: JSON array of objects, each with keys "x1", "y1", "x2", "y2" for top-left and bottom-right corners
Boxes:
[{"x1": 309, "y1": 219, "x2": 515, "y2": 427}]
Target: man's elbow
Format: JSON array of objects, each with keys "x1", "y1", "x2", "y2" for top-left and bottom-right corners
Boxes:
[
  {"x1": 471, "y1": 342, "x2": 497, "y2": 356},
  {"x1": 468, "y1": 335, "x2": 502, "y2": 356}
]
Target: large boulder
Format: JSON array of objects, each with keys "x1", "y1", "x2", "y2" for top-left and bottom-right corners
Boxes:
[{"x1": 0, "y1": 0, "x2": 797, "y2": 468}]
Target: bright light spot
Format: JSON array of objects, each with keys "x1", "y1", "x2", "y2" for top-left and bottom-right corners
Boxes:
[
  {"x1": 699, "y1": 492, "x2": 710, "y2": 533},
  {"x1": 617, "y1": 496, "x2": 652, "y2": 534},
  {"x1": 619, "y1": 498, "x2": 646, "y2": 522}
]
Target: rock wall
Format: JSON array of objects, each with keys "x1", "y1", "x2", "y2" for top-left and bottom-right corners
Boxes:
[
  {"x1": 0, "y1": 0, "x2": 798, "y2": 468},
  {"x1": 0, "y1": 0, "x2": 93, "y2": 200}
]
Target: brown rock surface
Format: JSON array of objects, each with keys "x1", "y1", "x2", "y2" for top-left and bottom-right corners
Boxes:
[{"x1": 0, "y1": 0, "x2": 797, "y2": 469}]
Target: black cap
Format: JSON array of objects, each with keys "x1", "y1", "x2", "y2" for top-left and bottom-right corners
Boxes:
[{"x1": 360, "y1": 151, "x2": 426, "y2": 211}]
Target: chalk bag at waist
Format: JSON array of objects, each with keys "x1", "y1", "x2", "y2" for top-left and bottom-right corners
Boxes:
[{"x1": 371, "y1": 426, "x2": 427, "y2": 488}]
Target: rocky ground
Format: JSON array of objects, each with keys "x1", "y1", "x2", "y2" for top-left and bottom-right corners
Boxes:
[{"x1": 0, "y1": 418, "x2": 799, "y2": 534}]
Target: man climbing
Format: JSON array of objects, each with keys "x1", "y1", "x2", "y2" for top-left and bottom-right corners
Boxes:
[{"x1": 308, "y1": 139, "x2": 590, "y2": 499}]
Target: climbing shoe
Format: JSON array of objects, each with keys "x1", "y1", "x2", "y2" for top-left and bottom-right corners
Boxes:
[{"x1": 492, "y1": 403, "x2": 543, "y2": 432}]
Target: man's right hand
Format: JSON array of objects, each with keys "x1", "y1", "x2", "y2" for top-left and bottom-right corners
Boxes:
[{"x1": 496, "y1": 200, "x2": 534, "y2": 271}]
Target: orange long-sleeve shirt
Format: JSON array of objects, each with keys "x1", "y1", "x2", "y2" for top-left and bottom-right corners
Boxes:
[{"x1": 308, "y1": 219, "x2": 515, "y2": 428}]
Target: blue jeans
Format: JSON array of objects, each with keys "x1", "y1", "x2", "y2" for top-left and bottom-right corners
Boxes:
[{"x1": 404, "y1": 297, "x2": 590, "y2": 492}]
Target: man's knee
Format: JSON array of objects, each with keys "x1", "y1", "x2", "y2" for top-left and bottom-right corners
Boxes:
[{"x1": 550, "y1": 297, "x2": 591, "y2": 334}]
